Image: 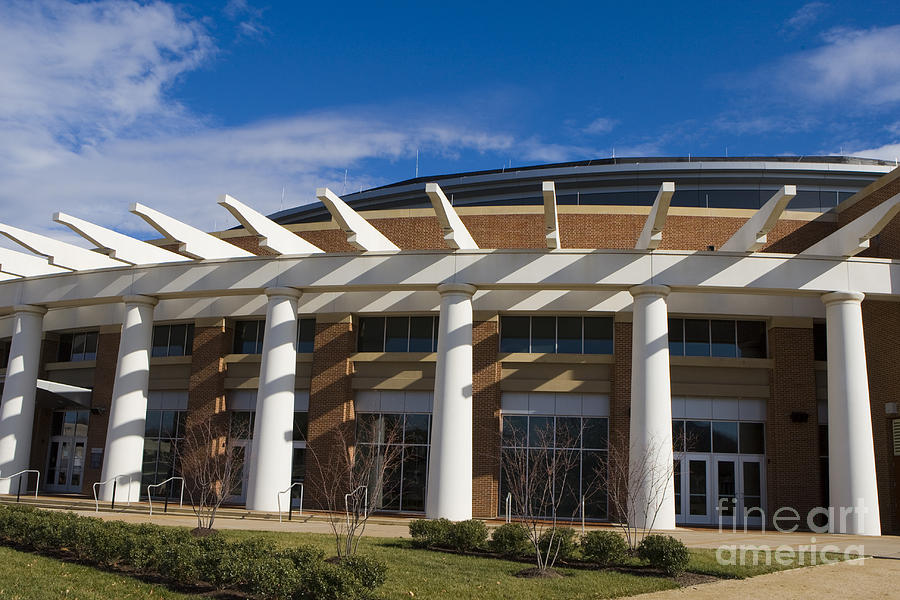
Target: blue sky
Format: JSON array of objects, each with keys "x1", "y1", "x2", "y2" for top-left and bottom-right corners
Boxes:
[{"x1": 1, "y1": 0, "x2": 900, "y2": 241}]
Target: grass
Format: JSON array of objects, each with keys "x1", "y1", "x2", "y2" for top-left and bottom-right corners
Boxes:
[
  {"x1": 0, "y1": 523, "x2": 846, "y2": 600},
  {"x1": 0, "y1": 545, "x2": 194, "y2": 600}
]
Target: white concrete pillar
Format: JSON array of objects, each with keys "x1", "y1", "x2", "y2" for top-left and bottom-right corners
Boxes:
[
  {"x1": 100, "y1": 295, "x2": 157, "y2": 503},
  {"x1": 629, "y1": 285, "x2": 676, "y2": 530},
  {"x1": 246, "y1": 287, "x2": 300, "y2": 512},
  {"x1": 0, "y1": 305, "x2": 46, "y2": 493},
  {"x1": 426, "y1": 283, "x2": 476, "y2": 520},
  {"x1": 822, "y1": 291, "x2": 881, "y2": 536}
]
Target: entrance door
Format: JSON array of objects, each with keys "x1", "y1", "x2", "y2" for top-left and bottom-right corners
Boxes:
[
  {"x1": 714, "y1": 456, "x2": 765, "y2": 529},
  {"x1": 678, "y1": 454, "x2": 712, "y2": 524},
  {"x1": 45, "y1": 410, "x2": 89, "y2": 493}
]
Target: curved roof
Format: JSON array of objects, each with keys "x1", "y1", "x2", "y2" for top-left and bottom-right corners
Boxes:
[{"x1": 270, "y1": 156, "x2": 895, "y2": 224}]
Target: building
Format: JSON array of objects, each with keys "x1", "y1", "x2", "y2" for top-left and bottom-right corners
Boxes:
[{"x1": 0, "y1": 156, "x2": 899, "y2": 536}]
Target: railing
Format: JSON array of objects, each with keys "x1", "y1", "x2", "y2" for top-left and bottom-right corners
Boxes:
[
  {"x1": 344, "y1": 485, "x2": 368, "y2": 529},
  {"x1": 92, "y1": 475, "x2": 133, "y2": 512},
  {"x1": 580, "y1": 495, "x2": 586, "y2": 535},
  {"x1": 505, "y1": 492, "x2": 512, "y2": 523},
  {"x1": 277, "y1": 482, "x2": 304, "y2": 523},
  {"x1": 0, "y1": 470, "x2": 40, "y2": 502},
  {"x1": 146, "y1": 477, "x2": 185, "y2": 516}
]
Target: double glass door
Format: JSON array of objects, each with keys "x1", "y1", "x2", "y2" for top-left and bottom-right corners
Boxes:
[
  {"x1": 46, "y1": 410, "x2": 89, "y2": 493},
  {"x1": 675, "y1": 454, "x2": 765, "y2": 527}
]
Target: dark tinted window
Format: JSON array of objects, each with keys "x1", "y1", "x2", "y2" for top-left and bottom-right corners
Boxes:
[
  {"x1": 385, "y1": 317, "x2": 410, "y2": 352},
  {"x1": 712, "y1": 421, "x2": 739, "y2": 453},
  {"x1": 711, "y1": 320, "x2": 736, "y2": 357},
  {"x1": 739, "y1": 422, "x2": 766, "y2": 454},
  {"x1": 737, "y1": 321, "x2": 767, "y2": 358},
  {"x1": 684, "y1": 320, "x2": 710, "y2": 356},
  {"x1": 556, "y1": 317, "x2": 582, "y2": 353},
  {"x1": 668, "y1": 319, "x2": 684, "y2": 356},
  {"x1": 499, "y1": 316, "x2": 530, "y2": 352},
  {"x1": 813, "y1": 322, "x2": 827, "y2": 361},
  {"x1": 408, "y1": 317, "x2": 434, "y2": 352},
  {"x1": 357, "y1": 317, "x2": 385, "y2": 352},
  {"x1": 233, "y1": 320, "x2": 264, "y2": 354},
  {"x1": 685, "y1": 420, "x2": 711, "y2": 452},
  {"x1": 530, "y1": 317, "x2": 556, "y2": 353},
  {"x1": 297, "y1": 318, "x2": 315, "y2": 353},
  {"x1": 583, "y1": 317, "x2": 614, "y2": 354}
]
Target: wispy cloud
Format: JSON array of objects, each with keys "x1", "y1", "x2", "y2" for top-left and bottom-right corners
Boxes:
[
  {"x1": 850, "y1": 142, "x2": 900, "y2": 162},
  {"x1": 584, "y1": 117, "x2": 618, "y2": 135},
  {"x1": 223, "y1": 0, "x2": 268, "y2": 40},
  {"x1": 780, "y1": 2, "x2": 827, "y2": 36}
]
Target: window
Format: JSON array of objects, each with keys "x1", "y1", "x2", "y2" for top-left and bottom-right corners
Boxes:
[
  {"x1": 357, "y1": 316, "x2": 439, "y2": 352},
  {"x1": 500, "y1": 415, "x2": 608, "y2": 519},
  {"x1": 673, "y1": 420, "x2": 765, "y2": 454},
  {"x1": 57, "y1": 331, "x2": 99, "y2": 362},
  {"x1": 356, "y1": 412, "x2": 431, "y2": 512},
  {"x1": 668, "y1": 319, "x2": 767, "y2": 358},
  {"x1": 297, "y1": 318, "x2": 315, "y2": 353},
  {"x1": 233, "y1": 320, "x2": 264, "y2": 354},
  {"x1": 0, "y1": 338, "x2": 10, "y2": 369},
  {"x1": 142, "y1": 409, "x2": 185, "y2": 498},
  {"x1": 151, "y1": 324, "x2": 194, "y2": 357},
  {"x1": 499, "y1": 316, "x2": 613, "y2": 354},
  {"x1": 813, "y1": 322, "x2": 827, "y2": 361}
]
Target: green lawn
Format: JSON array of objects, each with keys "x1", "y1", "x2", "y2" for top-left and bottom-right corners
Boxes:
[{"x1": 0, "y1": 525, "x2": 843, "y2": 600}]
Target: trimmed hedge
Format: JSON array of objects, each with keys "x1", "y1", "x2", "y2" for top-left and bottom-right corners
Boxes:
[
  {"x1": 488, "y1": 523, "x2": 532, "y2": 557},
  {"x1": 581, "y1": 530, "x2": 628, "y2": 566},
  {"x1": 408, "y1": 518, "x2": 487, "y2": 552},
  {"x1": 637, "y1": 534, "x2": 690, "y2": 576},
  {"x1": 0, "y1": 505, "x2": 385, "y2": 600},
  {"x1": 537, "y1": 527, "x2": 577, "y2": 561}
]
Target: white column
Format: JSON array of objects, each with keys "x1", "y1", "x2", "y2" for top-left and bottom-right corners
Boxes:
[
  {"x1": 0, "y1": 305, "x2": 46, "y2": 493},
  {"x1": 246, "y1": 287, "x2": 300, "y2": 512},
  {"x1": 426, "y1": 283, "x2": 476, "y2": 520},
  {"x1": 822, "y1": 291, "x2": 881, "y2": 536},
  {"x1": 629, "y1": 285, "x2": 676, "y2": 530},
  {"x1": 100, "y1": 295, "x2": 157, "y2": 502}
]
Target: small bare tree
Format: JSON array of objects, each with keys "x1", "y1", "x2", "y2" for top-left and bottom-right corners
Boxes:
[
  {"x1": 597, "y1": 430, "x2": 680, "y2": 550},
  {"x1": 307, "y1": 415, "x2": 404, "y2": 558},
  {"x1": 501, "y1": 420, "x2": 584, "y2": 574},
  {"x1": 174, "y1": 416, "x2": 248, "y2": 532}
]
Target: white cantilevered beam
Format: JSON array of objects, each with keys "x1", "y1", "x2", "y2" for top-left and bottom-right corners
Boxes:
[
  {"x1": 801, "y1": 192, "x2": 900, "y2": 257},
  {"x1": 54, "y1": 212, "x2": 189, "y2": 266},
  {"x1": 130, "y1": 203, "x2": 254, "y2": 261},
  {"x1": 0, "y1": 223, "x2": 128, "y2": 270},
  {"x1": 719, "y1": 185, "x2": 797, "y2": 252},
  {"x1": 424, "y1": 183, "x2": 479, "y2": 250},
  {"x1": 316, "y1": 188, "x2": 400, "y2": 252},
  {"x1": 635, "y1": 182, "x2": 675, "y2": 250},
  {"x1": 218, "y1": 194, "x2": 323, "y2": 255},
  {"x1": 542, "y1": 181, "x2": 561, "y2": 249},
  {"x1": 0, "y1": 247, "x2": 69, "y2": 277}
]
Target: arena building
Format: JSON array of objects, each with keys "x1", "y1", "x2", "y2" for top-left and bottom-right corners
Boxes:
[{"x1": 0, "y1": 156, "x2": 899, "y2": 536}]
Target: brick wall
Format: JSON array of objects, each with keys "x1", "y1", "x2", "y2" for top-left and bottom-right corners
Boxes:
[
  {"x1": 306, "y1": 318, "x2": 355, "y2": 510},
  {"x1": 841, "y1": 175, "x2": 900, "y2": 260},
  {"x1": 81, "y1": 330, "x2": 119, "y2": 494},
  {"x1": 766, "y1": 327, "x2": 820, "y2": 528},
  {"x1": 472, "y1": 320, "x2": 501, "y2": 518},
  {"x1": 187, "y1": 321, "x2": 228, "y2": 427},
  {"x1": 862, "y1": 300, "x2": 900, "y2": 534},
  {"x1": 608, "y1": 320, "x2": 632, "y2": 521}
]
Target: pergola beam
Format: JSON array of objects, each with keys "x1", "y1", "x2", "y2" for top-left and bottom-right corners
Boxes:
[
  {"x1": 130, "y1": 203, "x2": 254, "y2": 260},
  {"x1": 0, "y1": 247, "x2": 69, "y2": 277},
  {"x1": 719, "y1": 185, "x2": 796, "y2": 252},
  {"x1": 801, "y1": 192, "x2": 900, "y2": 257},
  {"x1": 0, "y1": 223, "x2": 127, "y2": 270},
  {"x1": 218, "y1": 194, "x2": 324, "y2": 255},
  {"x1": 316, "y1": 187, "x2": 400, "y2": 252},
  {"x1": 542, "y1": 181, "x2": 561, "y2": 249},
  {"x1": 424, "y1": 183, "x2": 479, "y2": 250},
  {"x1": 635, "y1": 182, "x2": 675, "y2": 250},
  {"x1": 54, "y1": 212, "x2": 189, "y2": 265}
]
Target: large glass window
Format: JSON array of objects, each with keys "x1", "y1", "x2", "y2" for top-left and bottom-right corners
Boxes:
[
  {"x1": 668, "y1": 319, "x2": 767, "y2": 358},
  {"x1": 57, "y1": 331, "x2": 99, "y2": 362},
  {"x1": 142, "y1": 409, "x2": 186, "y2": 497},
  {"x1": 151, "y1": 324, "x2": 195, "y2": 357},
  {"x1": 297, "y1": 318, "x2": 316, "y2": 353},
  {"x1": 233, "y1": 320, "x2": 264, "y2": 354},
  {"x1": 356, "y1": 412, "x2": 431, "y2": 512},
  {"x1": 813, "y1": 322, "x2": 827, "y2": 361},
  {"x1": 673, "y1": 420, "x2": 765, "y2": 454},
  {"x1": 499, "y1": 316, "x2": 613, "y2": 354},
  {"x1": 228, "y1": 408, "x2": 308, "y2": 498},
  {"x1": 357, "y1": 316, "x2": 439, "y2": 352},
  {"x1": 0, "y1": 338, "x2": 10, "y2": 369},
  {"x1": 500, "y1": 415, "x2": 608, "y2": 519}
]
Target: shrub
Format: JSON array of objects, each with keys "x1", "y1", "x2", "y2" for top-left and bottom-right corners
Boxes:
[
  {"x1": 408, "y1": 518, "x2": 454, "y2": 548},
  {"x1": 341, "y1": 554, "x2": 387, "y2": 589},
  {"x1": 247, "y1": 555, "x2": 303, "y2": 600},
  {"x1": 538, "y1": 527, "x2": 577, "y2": 562},
  {"x1": 450, "y1": 519, "x2": 488, "y2": 552},
  {"x1": 489, "y1": 523, "x2": 532, "y2": 557},
  {"x1": 636, "y1": 534, "x2": 690, "y2": 576},
  {"x1": 581, "y1": 530, "x2": 628, "y2": 566}
]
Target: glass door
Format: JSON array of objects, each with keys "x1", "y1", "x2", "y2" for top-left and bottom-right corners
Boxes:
[
  {"x1": 677, "y1": 454, "x2": 711, "y2": 524},
  {"x1": 714, "y1": 456, "x2": 765, "y2": 528},
  {"x1": 45, "y1": 410, "x2": 89, "y2": 493}
]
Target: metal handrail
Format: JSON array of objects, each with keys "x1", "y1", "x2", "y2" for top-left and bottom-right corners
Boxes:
[
  {"x1": 344, "y1": 485, "x2": 368, "y2": 529},
  {"x1": 147, "y1": 477, "x2": 185, "y2": 516},
  {"x1": 277, "y1": 482, "x2": 304, "y2": 523},
  {"x1": 92, "y1": 475, "x2": 133, "y2": 512},
  {"x1": 0, "y1": 469, "x2": 40, "y2": 501},
  {"x1": 581, "y1": 495, "x2": 586, "y2": 535},
  {"x1": 505, "y1": 492, "x2": 512, "y2": 523}
]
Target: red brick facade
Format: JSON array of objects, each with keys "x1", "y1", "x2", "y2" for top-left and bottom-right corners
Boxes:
[
  {"x1": 80, "y1": 330, "x2": 119, "y2": 494},
  {"x1": 472, "y1": 320, "x2": 501, "y2": 518}
]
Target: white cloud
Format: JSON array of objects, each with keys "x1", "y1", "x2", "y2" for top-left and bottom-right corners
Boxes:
[
  {"x1": 584, "y1": 117, "x2": 617, "y2": 135},
  {"x1": 780, "y1": 2, "x2": 827, "y2": 36},
  {"x1": 849, "y1": 142, "x2": 900, "y2": 163},
  {"x1": 0, "y1": 0, "x2": 585, "y2": 247},
  {"x1": 767, "y1": 25, "x2": 900, "y2": 106},
  {"x1": 223, "y1": 0, "x2": 268, "y2": 39}
]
